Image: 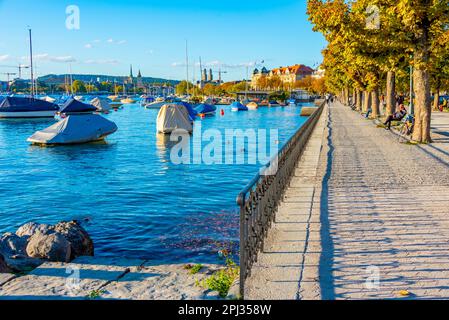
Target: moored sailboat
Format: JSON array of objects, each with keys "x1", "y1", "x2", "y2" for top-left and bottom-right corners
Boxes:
[{"x1": 0, "y1": 29, "x2": 59, "y2": 118}]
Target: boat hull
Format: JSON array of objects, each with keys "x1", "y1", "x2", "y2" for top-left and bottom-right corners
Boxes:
[
  {"x1": 247, "y1": 102, "x2": 259, "y2": 110},
  {"x1": 0, "y1": 111, "x2": 57, "y2": 118},
  {"x1": 145, "y1": 101, "x2": 166, "y2": 109},
  {"x1": 121, "y1": 99, "x2": 136, "y2": 104},
  {"x1": 28, "y1": 135, "x2": 110, "y2": 146}
]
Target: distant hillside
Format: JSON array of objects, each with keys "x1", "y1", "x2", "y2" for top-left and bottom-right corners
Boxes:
[{"x1": 37, "y1": 74, "x2": 179, "y2": 85}]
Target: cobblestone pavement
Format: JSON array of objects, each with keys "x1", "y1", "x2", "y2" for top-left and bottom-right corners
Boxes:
[{"x1": 247, "y1": 102, "x2": 449, "y2": 300}]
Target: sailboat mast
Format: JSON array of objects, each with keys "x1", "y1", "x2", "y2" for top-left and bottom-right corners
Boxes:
[
  {"x1": 185, "y1": 40, "x2": 189, "y2": 97},
  {"x1": 69, "y1": 64, "x2": 74, "y2": 95},
  {"x1": 28, "y1": 28, "x2": 35, "y2": 98},
  {"x1": 245, "y1": 65, "x2": 249, "y2": 101}
]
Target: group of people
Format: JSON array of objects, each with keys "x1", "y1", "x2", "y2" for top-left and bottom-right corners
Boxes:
[
  {"x1": 325, "y1": 94, "x2": 335, "y2": 105},
  {"x1": 437, "y1": 97, "x2": 448, "y2": 112}
]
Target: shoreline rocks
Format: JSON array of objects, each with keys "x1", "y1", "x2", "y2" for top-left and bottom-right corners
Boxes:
[
  {"x1": 26, "y1": 233, "x2": 71, "y2": 262},
  {"x1": 0, "y1": 220, "x2": 94, "y2": 274},
  {"x1": 0, "y1": 253, "x2": 11, "y2": 273}
]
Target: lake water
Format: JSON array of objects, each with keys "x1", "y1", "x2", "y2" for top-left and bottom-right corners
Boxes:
[{"x1": 0, "y1": 102, "x2": 311, "y2": 264}]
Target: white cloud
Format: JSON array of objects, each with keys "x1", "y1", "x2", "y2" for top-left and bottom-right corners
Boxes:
[
  {"x1": 24, "y1": 54, "x2": 76, "y2": 63},
  {"x1": 171, "y1": 60, "x2": 256, "y2": 69},
  {"x1": 85, "y1": 43, "x2": 93, "y2": 49},
  {"x1": 0, "y1": 54, "x2": 9, "y2": 61},
  {"x1": 84, "y1": 59, "x2": 119, "y2": 65},
  {"x1": 105, "y1": 39, "x2": 127, "y2": 45},
  {"x1": 171, "y1": 61, "x2": 186, "y2": 67}
]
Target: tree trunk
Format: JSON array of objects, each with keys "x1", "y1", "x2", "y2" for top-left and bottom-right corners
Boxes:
[
  {"x1": 411, "y1": 29, "x2": 432, "y2": 144},
  {"x1": 345, "y1": 87, "x2": 350, "y2": 105},
  {"x1": 412, "y1": 68, "x2": 431, "y2": 143},
  {"x1": 371, "y1": 89, "x2": 380, "y2": 118},
  {"x1": 356, "y1": 89, "x2": 362, "y2": 111},
  {"x1": 433, "y1": 90, "x2": 440, "y2": 111},
  {"x1": 363, "y1": 90, "x2": 370, "y2": 113},
  {"x1": 386, "y1": 71, "x2": 396, "y2": 116},
  {"x1": 352, "y1": 89, "x2": 357, "y2": 106}
]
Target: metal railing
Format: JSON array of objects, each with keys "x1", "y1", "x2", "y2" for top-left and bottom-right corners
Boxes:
[{"x1": 236, "y1": 102, "x2": 325, "y2": 298}]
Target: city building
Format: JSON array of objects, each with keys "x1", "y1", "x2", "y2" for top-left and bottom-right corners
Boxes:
[
  {"x1": 197, "y1": 68, "x2": 223, "y2": 89},
  {"x1": 136, "y1": 70, "x2": 144, "y2": 89},
  {"x1": 312, "y1": 67, "x2": 325, "y2": 79},
  {"x1": 125, "y1": 65, "x2": 134, "y2": 85},
  {"x1": 251, "y1": 64, "x2": 314, "y2": 90}
]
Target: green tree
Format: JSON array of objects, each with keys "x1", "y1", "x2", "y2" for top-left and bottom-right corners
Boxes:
[
  {"x1": 71, "y1": 80, "x2": 86, "y2": 94},
  {"x1": 387, "y1": 0, "x2": 449, "y2": 142},
  {"x1": 176, "y1": 80, "x2": 194, "y2": 95},
  {"x1": 203, "y1": 83, "x2": 217, "y2": 96}
]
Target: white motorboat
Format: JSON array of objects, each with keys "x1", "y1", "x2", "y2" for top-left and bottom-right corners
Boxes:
[
  {"x1": 28, "y1": 114, "x2": 118, "y2": 145},
  {"x1": 0, "y1": 97, "x2": 59, "y2": 118}
]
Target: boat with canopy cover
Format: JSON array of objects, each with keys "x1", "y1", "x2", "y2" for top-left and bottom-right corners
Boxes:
[
  {"x1": 59, "y1": 98, "x2": 97, "y2": 115},
  {"x1": 0, "y1": 96, "x2": 59, "y2": 118},
  {"x1": 90, "y1": 97, "x2": 112, "y2": 113},
  {"x1": 156, "y1": 104, "x2": 193, "y2": 134},
  {"x1": 246, "y1": 102, "x2": 259, "y2": 110},
  {"x1": 231, "y1": 101, "x2": 248, "y2": 112},
  {"x1": 177, "y1": 101, "x2": 198, "y2": 120},
  {"x1": 195, "y1": 103, "x2": 216, "y2": 116},
  {"x1": 27, "y1": 114, "x2": 118, "y2": 145}
]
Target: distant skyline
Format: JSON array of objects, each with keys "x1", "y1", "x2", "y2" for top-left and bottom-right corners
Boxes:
[{"x1": 0, "y1": 0, "x2": 326, "y2": 82}]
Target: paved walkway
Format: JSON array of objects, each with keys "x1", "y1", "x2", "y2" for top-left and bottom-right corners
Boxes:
[
  {"x1": 245, "y1": 105, "x2": 328, "y2": 299},
  {"x1": 247, "y1": 102, "x2": 449, "y2": 300}
]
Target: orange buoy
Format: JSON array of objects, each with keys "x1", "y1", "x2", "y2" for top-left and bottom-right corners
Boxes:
[{"x1": 200, "y1": 113, "x2": 205, "y2": 119}]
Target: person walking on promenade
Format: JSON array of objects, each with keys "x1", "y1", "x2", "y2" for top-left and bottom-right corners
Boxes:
[{"x1": 384, "y1": 104, "x2": 407, "y2": 130}]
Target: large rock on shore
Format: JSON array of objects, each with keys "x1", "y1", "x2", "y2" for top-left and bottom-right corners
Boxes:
[
  {"x1": 16, "y1": 222, "x2": 53, "y2": 238},
  {"x1": 0, "y1": 253, "x2": 11, "y2": 273},
  {"x1": 0, "y1": 233, "x2": 28, "y2": 256},
  {"x1": 26, "y1": 233, "x2": 72, "y2": 262},
  {"x1": 54, "y1": 221, "x2": 94, "y2": 259},
  {"x1": 0, "y1": 220, "x2": 94, "y2": 273}
]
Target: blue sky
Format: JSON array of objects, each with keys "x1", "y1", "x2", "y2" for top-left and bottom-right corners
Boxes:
[{"x1": 0, "y1": 0, "x2": 326, "y2": 82}]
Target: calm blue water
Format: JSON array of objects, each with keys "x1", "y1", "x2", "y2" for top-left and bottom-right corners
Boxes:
[{"x1": 0, "y1": 103, "x2": 310, "y2": 264}]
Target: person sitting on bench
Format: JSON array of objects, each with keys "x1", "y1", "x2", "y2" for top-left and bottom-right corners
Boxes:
[{"x1": 384, "y1": 104, "x2": 407, "y2": 130}]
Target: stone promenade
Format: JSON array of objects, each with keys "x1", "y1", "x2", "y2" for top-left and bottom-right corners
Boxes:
[{"x1": 247, "y1": 102, "x2": 449, "y2": 300}]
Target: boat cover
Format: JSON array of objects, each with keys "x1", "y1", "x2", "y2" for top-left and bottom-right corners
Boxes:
[
  {"x1": 0, "y1": 96, "x2": 59, "y2": 112},
  {"x1": 142, "y1": 96, "x2": 155, "y2": 104},
  {"x1": 195, "y1": 103, "x2": 217, "y2": 114},
  {"x1": 178, "y1": 101, "x2": 198, "y2": 120},
  {"x1": 27, "y1": 114, "x2": 118, "y2": 145},
  {"x1": 42, "y1": 96, "x2": 57, "y2": 103},
  {"x1": 231, "y1": 101, "x2": 248, "y2": 111},
  {"x1": 91, "y1": 97, "x2": 112, "y2": 112},
  {"x1": 59, "y1": 98, "x2": 97, "y2": 114},
  {"x1": 157, "y1": 104, "x2": 193, "y2": 134}
]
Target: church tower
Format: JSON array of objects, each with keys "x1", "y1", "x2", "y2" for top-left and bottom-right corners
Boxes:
[
  {"x1": 127, "y1": 64, "x2": 134, "y2": 85},
  {"x1": 137, "y1": 69, "x2": 144, "y2": 89}
]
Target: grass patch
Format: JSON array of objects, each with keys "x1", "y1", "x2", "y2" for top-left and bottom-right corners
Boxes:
[
  {"x1": 197, "y1": 248, "x2": 239, "y2": 298},
  {"x1": 184, "y1": 263, "x2": 203, "y2": 275},
  {"x1": 201, "y1": 267, "x2": 239, "y2": 298},
  {"x1": 87, "y1": 289, "x2": 106, "y2": 299}
]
